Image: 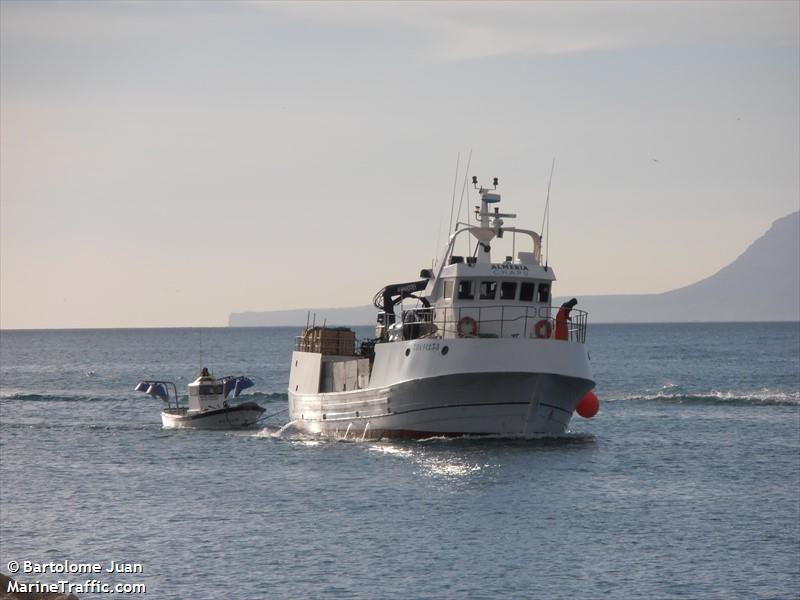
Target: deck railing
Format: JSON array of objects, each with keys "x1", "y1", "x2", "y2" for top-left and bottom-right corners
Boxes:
[
  {"x1": 394, "y1": 305, "x2": 588, "y2": 343},
  {"x1": 292, "y1": 305, "x2": 589, "y2": 356}
]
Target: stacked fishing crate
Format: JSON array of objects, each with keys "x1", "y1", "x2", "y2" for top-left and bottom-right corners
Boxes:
[{"x1": 299, "y1": 327, "x2": 356, "y2": 356}]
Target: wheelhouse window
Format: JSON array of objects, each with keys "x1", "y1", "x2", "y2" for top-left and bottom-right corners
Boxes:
[
  {"x1": 457, "y1": 280, "x2": 474, "y2": 300},
  {"x1": 443, "y1": 279, "x2": 454, "y2": 299},
  {"x1": 191, "y1": 385, "x2": 223, "y2": 396},
  {"x1": 479, "y1": 281, "x2": 497, "y2": 300},
  {"x1": 500, "y1": 281, "x2": 517, "y2": 300},
  {"x1": 520, "y1": 282, "x2": 536, "y2": 302},
  {"x1": 537, "y1": 283, "x2": 551, "y2": 303}
]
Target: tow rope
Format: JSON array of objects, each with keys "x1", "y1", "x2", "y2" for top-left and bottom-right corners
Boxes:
[{"x1": 254, "y1": 407, "x2": 289, "y2": 424}]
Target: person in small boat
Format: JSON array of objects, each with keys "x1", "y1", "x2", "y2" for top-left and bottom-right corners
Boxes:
[
  {"x1": 201, "y1": 367, "x2": 210, "y2": 378},
  {"x1": 555, "y1": 298, "x2": 578, "y2": 341}
]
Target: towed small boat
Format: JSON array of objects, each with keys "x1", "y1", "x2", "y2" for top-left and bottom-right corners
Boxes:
[{"x1": 135, "y1": 368, "x2": 265, "y2": 430}]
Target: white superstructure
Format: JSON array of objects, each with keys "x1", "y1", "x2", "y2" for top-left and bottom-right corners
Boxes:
[{"x1": 288, "y1": 177, "x2": 596, "y2": 439}]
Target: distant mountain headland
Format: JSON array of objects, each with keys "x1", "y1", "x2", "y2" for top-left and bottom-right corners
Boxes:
[
  {"x1": 229, "y1": 212, "x2": 799, "y2": 326},
  {"x1": 231, "y1": 305, "x2": 376, "y2": 328}
]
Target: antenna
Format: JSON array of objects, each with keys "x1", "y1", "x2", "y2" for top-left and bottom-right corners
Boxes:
[
  {"x1": 463, "y1": 174, "x2": 471, "y2": 228},
  {"x1": 454, "y1": 149, "x2": 473, "y2": 233},
  {"x1": 434, "y1": 214, "x2": 443, "y2": 267},
  {"x1": 540, "y1": 158, "x2": 555, "y2": 268},
  {"x1": 455, "y1": 149, "x2": 473, "y2": 255},
  {"x1": 448, "y1": 152, "x2": 460, "y2": 234}
]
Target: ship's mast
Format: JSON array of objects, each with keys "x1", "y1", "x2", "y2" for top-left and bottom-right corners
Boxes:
[
  {"x1": 472, "y1": 177, "x2": 517, "y2": 264},
  {"x1": 433, "y1": 176, "x2": 538, "y2": 280}
]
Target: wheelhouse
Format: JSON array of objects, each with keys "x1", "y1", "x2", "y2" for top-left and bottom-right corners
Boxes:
[{"x1": 371, "y1": 179, "x2": 588, "y2": 343}]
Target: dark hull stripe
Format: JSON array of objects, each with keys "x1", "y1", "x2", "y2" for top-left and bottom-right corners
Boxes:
[
  {"x1": 166, "y1": 403, "x2": 264, "y2": 421},
  {"x1": 322, "y1": 400, "x2": 573, "y2": 422},
  {"x1": 358, "y1": 400, "x2": 527, "y2": 419},
  {"x1": 539, "y1": 401, "x2": 574, "y2": 415}
]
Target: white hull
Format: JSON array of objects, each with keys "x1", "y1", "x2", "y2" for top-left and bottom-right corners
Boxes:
[
  {"x1": 161, "y1": 403, "x2": 264, "y2": 430},
  {"x1": 288, "y1": 337, "x2": 594, "y2": 439}
]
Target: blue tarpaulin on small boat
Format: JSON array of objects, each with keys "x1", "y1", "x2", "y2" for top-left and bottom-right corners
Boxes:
[
  {"x1": 233, "y1": 377, "x2": 254, "y2": 398},
  {"x1": 222, "y1": 376, "x2": 254, "y2": 399},
  {"x1": 222, "y1": 377, "x2": 237, "y2": 399},
  {"x1": 135, "y1": 381, "x2": 168, "y2": 401},
  {"x1": 147, "y1": 383, "x2": 168, "y2": 401}
]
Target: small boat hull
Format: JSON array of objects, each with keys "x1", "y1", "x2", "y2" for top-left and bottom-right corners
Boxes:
[{"x1": 161, "y1": 402, "x2": 265, "y2": 430}]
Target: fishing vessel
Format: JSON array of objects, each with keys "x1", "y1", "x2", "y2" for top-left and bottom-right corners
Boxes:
[
  {"x1": 135, "y1": 369, "x2": 264, "y2": 429},
  {"x1": 288, "y1": 177, "x2": 598, "y2": 439}
]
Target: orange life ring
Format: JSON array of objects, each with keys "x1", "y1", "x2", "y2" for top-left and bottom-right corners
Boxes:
[
  {"x1": 457, "y1": 316, "x2": 478, "y2": 337},
  {"x1": 534, "y1": 319, "x2": 552, "y2": 339}
]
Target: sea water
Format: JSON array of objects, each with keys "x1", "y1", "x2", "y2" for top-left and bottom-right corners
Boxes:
[{"x1": 1, "y1": 323, "x2": 798, "y2": 599}]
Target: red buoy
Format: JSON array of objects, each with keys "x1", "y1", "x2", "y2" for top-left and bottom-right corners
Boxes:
[{"x1": 576, "y1": 390, "x2": 599, "y2": 418}]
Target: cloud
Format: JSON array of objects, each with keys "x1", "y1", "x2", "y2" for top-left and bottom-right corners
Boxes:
[
  {"x1": 273, "y1": 0, "x2": 800, "y2": 61},
  {"x1": 3, "y1": 1, "x2": 797, "y2": 65}
]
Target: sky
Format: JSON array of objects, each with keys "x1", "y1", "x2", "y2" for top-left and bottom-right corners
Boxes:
[{"x1": 1, "y1": 0, "x2": 798, "y2": 329}]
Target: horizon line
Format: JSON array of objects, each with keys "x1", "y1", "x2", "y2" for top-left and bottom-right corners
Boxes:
[{"x1": 2, "y1": 320, "x2": 799, "y2": 333}]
